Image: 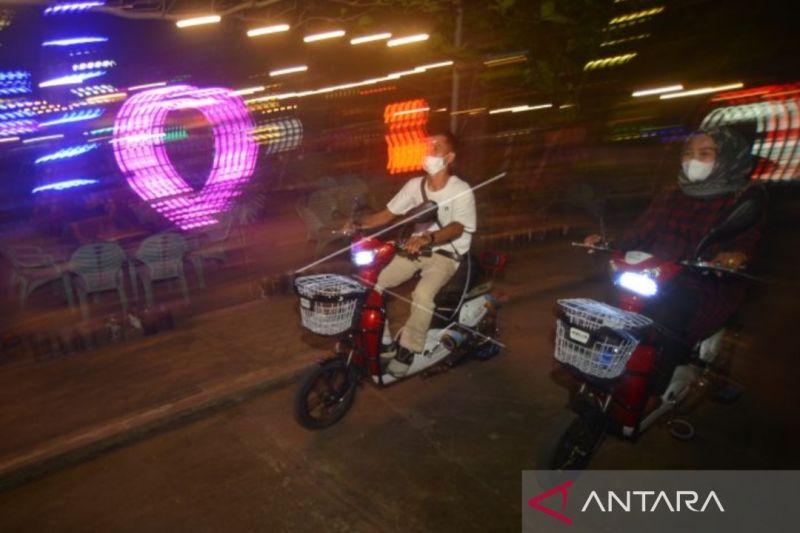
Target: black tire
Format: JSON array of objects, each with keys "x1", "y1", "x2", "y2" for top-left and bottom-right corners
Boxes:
[
  {"x1": 294, "y1": 358, "x2": 358, "y2": 430},
  {"x1": 471, "y1": 313, "x2": 502, "y2": 360},
  {"x1": 538, "y1": 409, "x2": 607, "y2": 473}
]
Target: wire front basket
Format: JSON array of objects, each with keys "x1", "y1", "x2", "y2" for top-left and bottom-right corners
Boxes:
[
  {"x1": 294, "y1": 274, "x2": 368, "y2": 336},
  {"x1": 554, "y1": 298, "x2": 653, "y2": 380}
]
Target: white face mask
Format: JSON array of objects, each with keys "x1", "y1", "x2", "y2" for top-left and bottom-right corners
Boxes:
[
  {"x1": 682, "y1": 159, "x2": 715, "y2": 182},
  {"x1": 423, "y1": 155, "x2": 446, "y2": 176}
]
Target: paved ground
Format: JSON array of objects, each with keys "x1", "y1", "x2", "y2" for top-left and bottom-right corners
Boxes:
[{"x1": 0, "y1": 236, "x2": 797, "y2": 532}]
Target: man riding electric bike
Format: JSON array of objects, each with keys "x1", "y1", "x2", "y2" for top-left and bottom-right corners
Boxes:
[{"x1": 343, "y1": 130, "x2": 477, "y2": 377}]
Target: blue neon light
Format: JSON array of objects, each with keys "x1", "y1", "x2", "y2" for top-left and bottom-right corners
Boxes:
[
  {"x1": 0, "y1": 109, "x2": 34, "y2": 121},
  {"x1": 73, "y1": 60, "x2": 115, "y2": 71},
  {"x1": 32, "y1": 179, "x2": 99, "y2": 193},
  {"x1": 0, "y1": 71, "x2": 30, "y2": 81},
  {"x1": 0, "y1": 120, "x2": 37, "y2": 137},
  {"x1": 0, "y1": 71, "x2": 32, "y2": 95},
  {"x1": 34, "y1": 143, "x2": 98, "y2": 164},
  {"x1": 39, "y1": 71, "x2": 107, "y2": 88},
  {"x1": 42, "y1": 36, "x2": 108, "y2": 47},
  {"x1": 43, "y1": 2, "x2": 106, "y2": 15},
  {"x1": 71, "y1": 84, "x2": 116, "y2": 97},
  {"x1": 39, "y1": 108, "x2": 104, "y2": 127}
]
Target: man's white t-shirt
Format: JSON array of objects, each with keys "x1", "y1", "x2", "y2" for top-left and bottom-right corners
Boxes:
[{"x1": 386, "y1": 175, "x2": 476, "y2": 256}]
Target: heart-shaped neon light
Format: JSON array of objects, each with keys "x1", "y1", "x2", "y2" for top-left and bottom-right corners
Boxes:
[{"x1": 113, "y1": 85, "x2": 258, "y2": 230}]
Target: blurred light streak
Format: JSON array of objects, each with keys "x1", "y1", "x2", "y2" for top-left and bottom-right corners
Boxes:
[
  {"x1": 0, "y1": 136, "x2": 20, "y2": 143},
  {"x1": 72, "y1": 84, "x2": 116, "y2": 97},
  {"x1": 39, "y1": 108, "x2": 104, "y2": 126},
  {"x1": 22, "y1": 134, "x2": 64, "y2": 144},
  {"x1": 632, "y1": 84, "x2": 683, "y2": 97},
  {"x1": 246, "y1": 61, "x2": 449, "y2": 104},
  {"x1": 488, "y1": 104, "x2": 552, "y2": 115},
  {"x1": 176, "y1": 15, "x2": 221, "y2": 28},
  {"x1": 86, "y1": 126, "x2": 113, "y2": 136},
  {"x1": 384, "y1": 99, "x2": 428, "y2": 174},
  {"x1": 393, "y1": 106, "x2": 430, "y2": 117},
  {"x1": 32, "y1": 179, "x2": 98, "y2": 193},
  {"x1": 39, "y1": 71, "x2": 106, "y2": 88},
  {"x1": 43, "y1": 36, "x2": 108, "y2": 46},
  {"x1": 85, "y1": 91, "x2": 127, "y2": 104},
  {"x1": 129, "y1": 81, "x2": 167, "y2": 92},
  {"x1": 387, "y1": 69, "x2": 421, "y2": 78},
  {"x1": 35, "y1": 143, "x2": 98, "y2": 164},
  {"x1": 350, "y1": 32, "x2": 392, "y2": 45},
  {"x1": 659, "y1": 83, "x2": 744, "y2": 100},
  {"x1": 609, "y1": 6, "x2": 664, "y2": 25},
  {"x1": 387, "y1": 34, "x2": 429, "y2": 47},
  {"x1": 608, "y1": 124, "x2": 687, "y2": 142},
  {"x1": 72, "y1": 60, "x2": 116, "y2": 71},
  {"x1": 269, "y1": 65, "x2": 308, "y2": 77},
  {"x1": 1, "y1": 119, "x2": 38, "y2": 137},
  {"x1": 303, "y1": 30, "x2": 345, "y2": 43},
  {"x1": 450, "y1": 107, "x2": 485, "y2": 116},
  {"x1": 484, "y1": 55, "x2": 527, "y2": 67},
  {"x1": 112, "y1": 85, "x2": 258, "y2": 229},
  {"x1": 702, "y1": 82, "x2": 800, "y2": 181},
  {"x1": 416, "y1": 61, "x2": 454, "y2": 70},
  {"x1": 0, "y1": 70, "x2": 31, "y2": 95},
  {"x1": 600, "y1": 34, "x2": 649, "y2": 47},
  {"x1": 247, "y1": 24, "x2": 289, "y2": 37},
  {"x1": 252, "y1": 118, "x2": 303, "y2": 153},
  {"x1": 44, "y1": 1, "x2": 105, "y2": 15},
  {"x1": 583, "y1": 53, "x2": 637, "y2": 71},
  {"x1": 233, "y1": 86, "x2": 265, "y2": 96},
  {"x1": 710, "y1": 87, "x2": 775, "y2": 102},
  {"x1": 359, "y1": 85, "x2": 396, "y2": 95}
]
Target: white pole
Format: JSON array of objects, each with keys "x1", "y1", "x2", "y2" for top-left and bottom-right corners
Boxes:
[{"x1": 450, "y1": 0, "x2": 463, "y2": 133}]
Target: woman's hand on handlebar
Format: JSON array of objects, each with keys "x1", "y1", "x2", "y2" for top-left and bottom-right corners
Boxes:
[
  {"x1": 583, "y1": 234, "x2": 604, "y2": 247},
  {"x1": 709, "y1": 251, "x2": 748, "y2": 270}
]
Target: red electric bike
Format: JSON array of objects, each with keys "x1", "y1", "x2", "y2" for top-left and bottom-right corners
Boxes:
[
  {"x1": 541, "y1": 194, "x2": 763, "y2": 470},
  {"x1": 293, "y1": 202, "x2": 507, "y2": 430}
]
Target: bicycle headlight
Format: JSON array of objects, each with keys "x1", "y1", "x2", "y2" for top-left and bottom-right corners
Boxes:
[
  {"x1": 352, "y1": 249, "x2": 377, "y2": 266},
  {"x1": 616, "y1": 271, "x2": 659, "y2": 297}
]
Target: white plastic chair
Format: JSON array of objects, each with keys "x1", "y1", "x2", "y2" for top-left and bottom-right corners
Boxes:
[
  {"x1": 133, "y1": 233, "x2": 191, "y2": 308},
  {"x1": 186, "y1": 213, "x2": 240, "y2": 289},
  {"x1": 0, "y1": 245, "x2": 74, "y2": 312},
  {"x1": 69, "y1": 242, "x2": 128, "y2": 320}
]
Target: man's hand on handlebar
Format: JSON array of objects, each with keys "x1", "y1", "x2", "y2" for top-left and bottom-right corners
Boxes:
[
  {"x1": 340, "y1": 221, "x2": 360, "y2": 236},
  {"x1": 404, "y1": 233, "x2": 433, "y2": 255}
]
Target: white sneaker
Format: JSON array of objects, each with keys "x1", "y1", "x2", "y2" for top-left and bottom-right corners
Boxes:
[
  {"x1": 387, "y1": 357, "x2": 411, "y2": 377},
  {"x1": 387, "y1": 347, "x2": 415, "y2": 377},
  {"x1": 379, "y1": 343, "x2": 397, "y2": 362}
]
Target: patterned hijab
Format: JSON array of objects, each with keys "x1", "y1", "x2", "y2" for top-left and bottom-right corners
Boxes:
[{"x1": 678, "y1": 126, "x2": 753, "y2": 198}]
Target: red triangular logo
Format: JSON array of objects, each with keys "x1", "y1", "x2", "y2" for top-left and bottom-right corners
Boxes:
[{"x1": 528, "y1": 480, "x2": 574, "y2": 525}]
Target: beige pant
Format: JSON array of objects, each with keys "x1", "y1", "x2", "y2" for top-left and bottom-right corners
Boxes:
[{"x1": 375, "y1": 253, "x2": 460, "y2": 353}]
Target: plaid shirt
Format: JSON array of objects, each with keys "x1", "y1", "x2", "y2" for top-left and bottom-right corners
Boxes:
[{"x1": 618, "y1": 184, "x2": 765, "y2": 341}]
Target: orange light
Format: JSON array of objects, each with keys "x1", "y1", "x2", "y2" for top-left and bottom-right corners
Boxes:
[{"x1": 384, "y1": 99, "x2": 429, "y2": 174}]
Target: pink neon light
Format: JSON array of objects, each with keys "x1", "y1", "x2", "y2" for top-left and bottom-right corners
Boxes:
[{"x1": 112, "y1": 85, "x2": 258, "y2": 229}]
